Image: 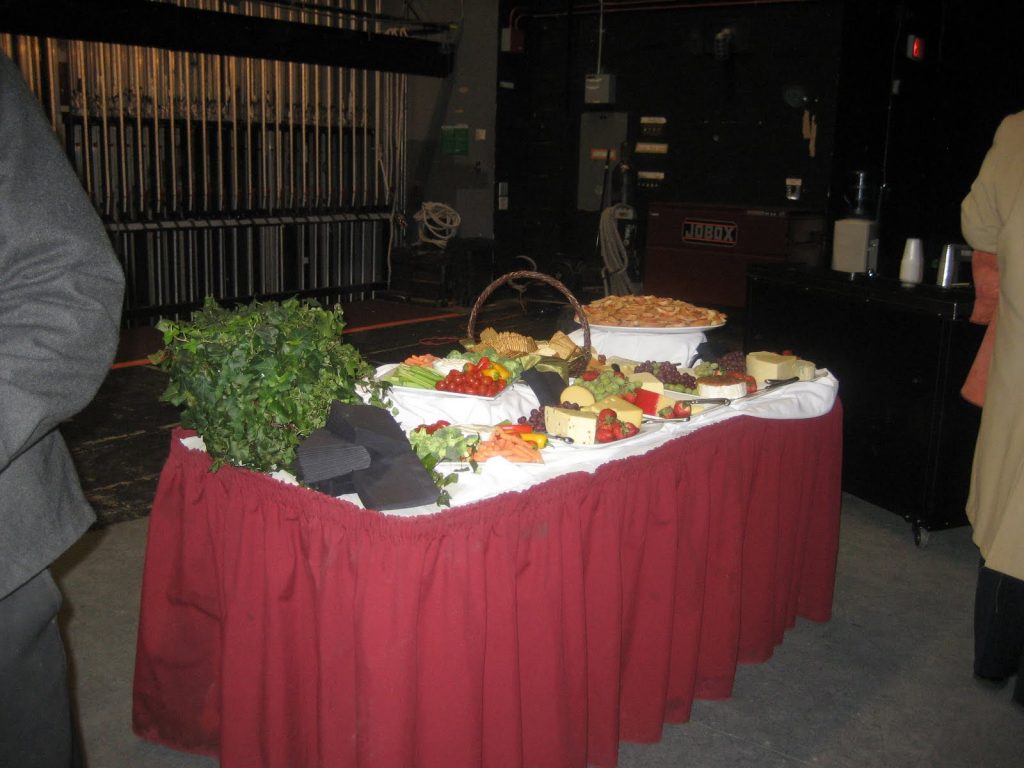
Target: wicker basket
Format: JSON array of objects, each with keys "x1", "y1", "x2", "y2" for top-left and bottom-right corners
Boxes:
[{"x1": 467, "y1": 270, "x2": 592, "y2": 378}]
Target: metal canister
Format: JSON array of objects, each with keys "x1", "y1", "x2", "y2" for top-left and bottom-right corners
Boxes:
[{"x1": 936, "y1": 243, "x2": 960, "y2": 287}]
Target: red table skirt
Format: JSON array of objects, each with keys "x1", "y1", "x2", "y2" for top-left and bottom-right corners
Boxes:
[{"x1": 133, "y1": 405, "x2": 842, "y2": 768}]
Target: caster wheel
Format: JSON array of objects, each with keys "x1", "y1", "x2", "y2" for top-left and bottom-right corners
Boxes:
[{"x1": 913, "y1": 524, "x2": 930, "y2": 548}]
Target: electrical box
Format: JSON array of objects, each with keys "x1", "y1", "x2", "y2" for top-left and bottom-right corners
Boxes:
[
  {"x1": 584, "y1": 73, "x2": 616, "y2": 104},
  {"x1": 577, "y1": 111, "x2": 629, "y2": 211}
]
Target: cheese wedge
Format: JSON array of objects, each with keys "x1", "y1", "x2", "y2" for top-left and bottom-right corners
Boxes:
[
  {"x1": 544, "y1": 406, "x2": 598, "y2": 444},
  {"x1": 606, "y1": 356, "x2": 639, "y2": 375},
  {"x1": 559, "y1": 384, "x2": 596, "y2": 407},
  {"x1": 633, "y1": 388, "x2": 676, "y2": 416},
  {"x1": 627, "y1": 371, "x2": 664, "y2": 394},
  {"x1": 745, "y1": 351, "x2": 797, "y2": 384},
  {"x1": 584, "y1": 395, "x2": 643, "y2": 428}
]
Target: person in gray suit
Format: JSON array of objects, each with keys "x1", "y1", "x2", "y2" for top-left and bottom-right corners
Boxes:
[{"x1": 0, "y1": 53, "x2": 125, "y2": 766}]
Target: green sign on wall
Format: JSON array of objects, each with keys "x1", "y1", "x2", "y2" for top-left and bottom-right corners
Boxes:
[{"x1": 441, "y1": 124, "x2": 470, "y2": 156}]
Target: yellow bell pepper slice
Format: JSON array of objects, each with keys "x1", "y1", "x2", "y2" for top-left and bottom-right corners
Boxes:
[{"x1": 519, "y1": 432, "x2": 548, "y2": 449}]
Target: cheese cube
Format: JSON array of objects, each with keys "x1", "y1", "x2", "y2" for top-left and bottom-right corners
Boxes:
[
  {"x1": 544, "y1": 406, "x2": 599, "y2": 444},
  {"x1": 745, "y1": 351, "x2": 797, "y2": 384},
  {"x1": 627, "y1": 371, "x2": 664, "y2": 394},
  {"x1": 585, "y1": 395, "x2": 643, "y2": 428}
]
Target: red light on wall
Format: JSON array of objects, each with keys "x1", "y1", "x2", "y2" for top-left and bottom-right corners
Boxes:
[{"x1": 906, "y1": 35, "x2": 925, "y2": 62}]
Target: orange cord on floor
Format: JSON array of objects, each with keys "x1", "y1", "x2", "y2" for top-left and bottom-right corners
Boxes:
[{"x1": 109, "y1": 312, "x2": 467, "y2": 369}]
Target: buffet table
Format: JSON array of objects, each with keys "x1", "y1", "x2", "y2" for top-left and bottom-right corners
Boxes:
[{"x1": 132, "y1": 386, "x2": 843, "y2": 768}]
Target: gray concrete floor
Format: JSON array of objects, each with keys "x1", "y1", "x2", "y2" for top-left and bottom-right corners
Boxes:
[{"x1": 53, "y1": 494, "x2": 1024, "y2": 768}]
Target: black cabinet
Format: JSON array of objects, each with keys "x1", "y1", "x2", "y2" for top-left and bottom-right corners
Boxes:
[{"x1": 744, "y1": 264, "x2": 984, "y2": 539}]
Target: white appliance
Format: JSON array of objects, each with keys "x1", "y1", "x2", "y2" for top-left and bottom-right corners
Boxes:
[{"x1": 831, "y1": 218, "x2": 879, "y2": 274}]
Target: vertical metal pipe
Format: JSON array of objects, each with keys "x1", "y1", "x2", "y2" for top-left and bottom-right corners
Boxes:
[
  {"x1": 45, "y1": 39, "x2": 61, "y2": 138},
  {"x1": 132, "y1": 46, "x2": 146, "y2": 216},
  {"x1": 324, "y1": 19, "x2": 333, "y2": 210},
  {"x1": 273, "y1": 53, "x2": 283, "y2": 213},
  {"x1": 361, "y1": 1, "x2": 369, "y2": 208},
  {"x1": 260, "y1": 56, "x2": 269, "y2": 213},
  {"x1": 313, "y1": 62, "x2": 321, "y2": 210},
  {"x1": 339, "y1": 9, "x2": 348, "y2": 214},
  {"x1": 94, "y1": 44, "x2": 112, "y2": 218},
  {"x1": 243, "y1": 52, "x2": 254, "y2": 212},
  {"x1": 229, "y1": 55, "x2": 239, "y2": 211},
  {"x1": 373, "y1": 24, "x2": 381, "y2": 205},
  {"x1": 352, "y1": 14, "x2": 359, "y2": 207},
  {"x1": 213, "y1": 52, "x2": 224, "y2": 212},
  {"x1": 286, "y1": 60, "x2": 295, "y2": 209},
  {"x1": 75, "y1": 42, "x2": 94, "y2": 203},
  {"x1": 113, "y1": 44, "x2": 130, "y2": 220},
  {"x1": 167, "y1": 48, "x2": 178, "y2": 215},
  {"x1": 183, "y1": 52, "x2": 194, "y2": 213},
  {"x1": 200, "y1": 53, "x2": 211, "y2": 213},
  {"x1": 149, "y1": 47, "x2": 162, "y2": 217},
  {"x1": 299, "y1": 60, "x2": 308, "y2": 209}
]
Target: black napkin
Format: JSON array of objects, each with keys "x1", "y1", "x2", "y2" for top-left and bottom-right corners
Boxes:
[
  {"x1": 351, "y1": 453, "x2": 441, "y2": 510},
  {"x1": 688, "y1": 340, "x2": 724, "y2": 367},
  {"x1": 326, "y1": 401, "x2": 409, "y2": 454},
  {"x1": 325, "y1": 401, "x2": 440, "y2": 510},
  {"x1": 294, "y1": 428, "x2": 371, "y2": 483},
  {"x1": 307, "y1": 474, "x2": 357, "y2": 497},
  {"x1": 521, "y1": 368, "x2": 568, "y2": 408}
]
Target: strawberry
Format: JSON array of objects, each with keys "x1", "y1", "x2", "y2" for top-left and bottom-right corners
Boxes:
[
  {"x1": 658, "y1": 406, "x2": 674, "y2": 418},
  {"x1": 596, "y1": 426, "x2": 615, "y2": 443},
  {"x1": 611, "y1": 421, "x2": 624, "y2": 440},
  {"x1": 621, "y1": 422, "x2": 639, "y2": 438},
  {"x1": 598, "y1": 408, "x2": 617, "y2": 425},
  {"x1": 622, "y1": 390, "x2": 638, "y2": 403},
  {"x1": 672, "y1": 402, "x2": 691, "y2": 419},
  {"x1": 581, "y1": 370, "x2": 599, "y2": 381}
]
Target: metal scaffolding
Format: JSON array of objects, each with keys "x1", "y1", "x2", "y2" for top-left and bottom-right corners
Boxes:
[{"x1": 2, "y1": 0, "x2": 424, "y2": 325}]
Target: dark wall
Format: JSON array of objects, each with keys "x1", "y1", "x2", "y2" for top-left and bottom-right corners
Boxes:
[{"x1": 495, "y1": 0, "x2": 1024, "y2": 281}]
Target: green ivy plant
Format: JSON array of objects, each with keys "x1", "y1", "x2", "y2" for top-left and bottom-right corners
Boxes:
[{"x1": 152, "y1": 296, "x2": 390, "y2": 472}]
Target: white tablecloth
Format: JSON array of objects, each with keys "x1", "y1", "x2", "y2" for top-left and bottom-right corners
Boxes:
[
  {"x1": 183, "y1": 369, "x2": 839, "y2": 518},
  {"x1": 365, "y1": 367, "x2": 839, "y2": 515},
  {"x1": 567, "y1": 326, "x2": 710, "y2": 366}
]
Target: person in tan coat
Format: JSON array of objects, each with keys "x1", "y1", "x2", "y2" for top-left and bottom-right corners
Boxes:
[{"x1": 961, "y1": 109, "x2": 1024, "y2": 706}]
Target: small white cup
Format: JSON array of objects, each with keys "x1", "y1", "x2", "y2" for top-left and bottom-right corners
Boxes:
[{"x1": 900, "y1": 238, "x2": 924, "y2": 285}]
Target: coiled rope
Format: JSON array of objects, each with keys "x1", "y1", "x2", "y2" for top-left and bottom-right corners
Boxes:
[{"x1": 414, "y1": 202, "x2": 461, "y2": 248}]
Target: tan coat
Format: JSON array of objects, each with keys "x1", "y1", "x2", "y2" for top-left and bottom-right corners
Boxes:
[{"x1": 962, "y1": 111, "x2": 1024, "y2": 581}]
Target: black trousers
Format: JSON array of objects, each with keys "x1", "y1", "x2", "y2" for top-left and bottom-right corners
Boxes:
[
  {"x1": 975, "y1": 560, "x2": 1024, "y2": 704},
  {"x1": 0, "y1": 569, "x2": 80, "y2": 768}
]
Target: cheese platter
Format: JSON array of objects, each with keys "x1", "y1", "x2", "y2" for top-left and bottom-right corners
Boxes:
[{"x1": 546, "y1": 420, "x2": 663, "y2": 449}]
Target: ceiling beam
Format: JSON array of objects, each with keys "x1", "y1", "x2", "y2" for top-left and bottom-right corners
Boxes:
[{"x1": 0, "y1": 0, "x2": 454, "y2": 77}]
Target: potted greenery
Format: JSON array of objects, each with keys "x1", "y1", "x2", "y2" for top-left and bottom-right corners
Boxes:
[{"x1": 152, "y1": 296, "x2": 389, "y2": 472}]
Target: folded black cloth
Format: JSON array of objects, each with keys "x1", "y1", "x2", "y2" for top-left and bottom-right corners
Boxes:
[
  {"x1": 521, "y1": 368, "x2": 568, "y2": 408},
  {"x1": 294, "y1": 428, "x2": 371, "y2": 483},
  {"x1": 351, "y1": 453, "x2": 440, "y2": 510},
  {"x1": 326, "y1": 401, "x2": 409, "y2": 453},
  {"x1": 324, "y1": 401, "x2": 440, "y2": 510},
  {"x1": 306, "y1": 474, "x2": 356, "y2": 497}
]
